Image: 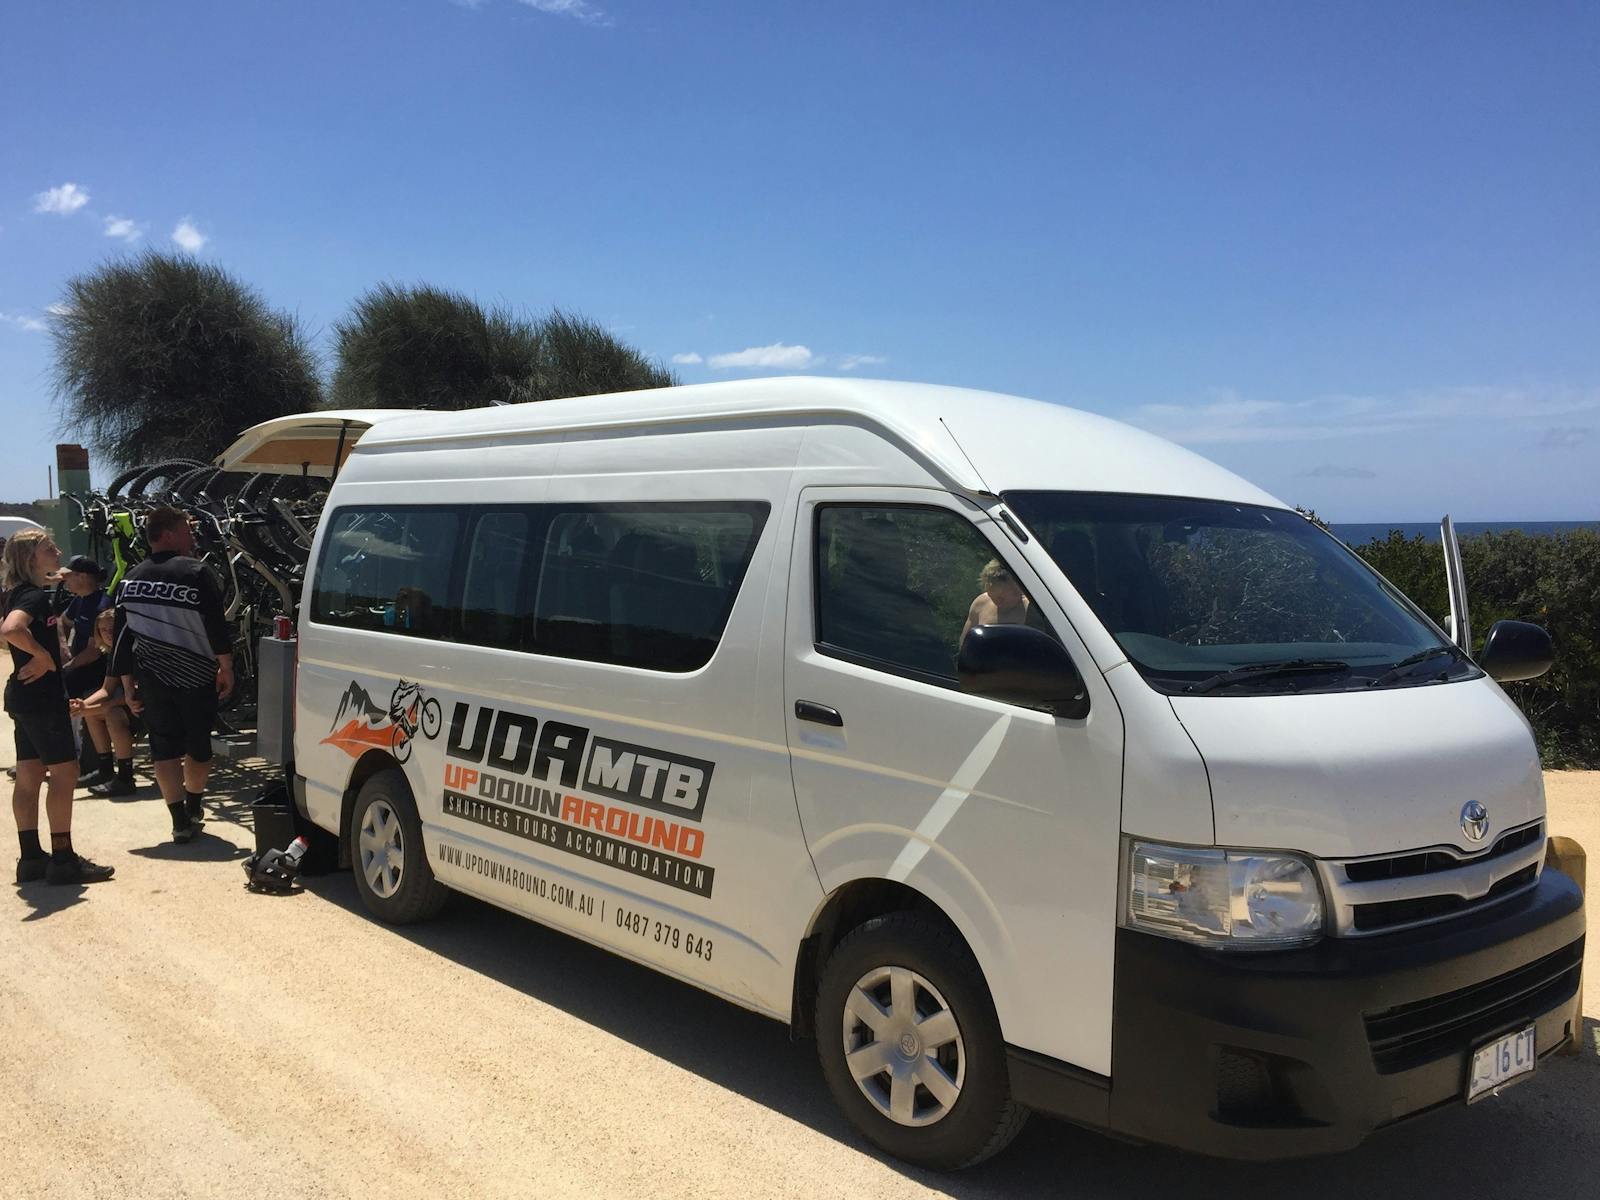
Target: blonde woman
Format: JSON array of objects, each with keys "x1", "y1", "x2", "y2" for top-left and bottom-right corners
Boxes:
[
  {"x1": 68, "y1": 608, "x2": 137, "y2": 797},
  {"x1": 2, "y1": 530, "x2": 114, "y2": 885}
]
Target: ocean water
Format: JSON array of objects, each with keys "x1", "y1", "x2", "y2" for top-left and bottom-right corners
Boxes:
[{"x1": 1331, "y1": 520, "x2": 1600, "y2": 546}]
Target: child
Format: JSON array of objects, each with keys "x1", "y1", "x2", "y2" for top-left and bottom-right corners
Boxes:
[{"x1": 68, "y1": 609, "x2": 137, "y2": 796}]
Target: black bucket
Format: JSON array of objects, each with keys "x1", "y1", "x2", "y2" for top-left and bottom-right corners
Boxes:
[{"x1": 251, "y1": 784, "x2": 298, "y2": 857}]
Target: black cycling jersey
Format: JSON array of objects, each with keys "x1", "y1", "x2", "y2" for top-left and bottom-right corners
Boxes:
[
  {"x1": 3, "y1": 583, "x2": 68, "y2": 714},
  {"x1": 110, "y1": 552, "x2": 231, "y2": 688}
]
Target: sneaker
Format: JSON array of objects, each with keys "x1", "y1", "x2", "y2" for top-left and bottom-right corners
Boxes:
[
  {"x1": 45, "y1": 854, "x2": 115, "y2": 885},
  {"x1": 172, "y1": 821, "x2": 198, "y2": 844},
  {"x1": 15, "y1": 856, "x2": 49, "y2": 884},
  {"x1": 91, "y1": 774, "x2": 138, "y2": 798},
  {"x1": 78, "y1": 767, "x2": 114, "y2": 789}
]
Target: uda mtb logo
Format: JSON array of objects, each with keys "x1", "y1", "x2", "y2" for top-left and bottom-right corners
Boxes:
[{"x1": 322, "y1": 679, "x2": 443, "y2": 765}]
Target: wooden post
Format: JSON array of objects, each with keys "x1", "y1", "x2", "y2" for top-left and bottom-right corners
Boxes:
[{"x1": 1546, "y1": 836, "x2": 1587, "y2": 1056}]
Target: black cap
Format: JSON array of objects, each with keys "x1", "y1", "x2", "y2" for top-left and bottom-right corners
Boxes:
[{"x1": 64, "y1": 555, "x2": 105, "y2": 579}]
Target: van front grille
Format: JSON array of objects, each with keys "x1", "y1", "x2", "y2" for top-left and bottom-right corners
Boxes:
[
  {"x1": 1317, "y1": 820, "x2": 1547, "y2": 938},
  {"x1": 1363, "y1": 939, "x2": 1582, "y2": 1074},
  {"x1": 1349, "y1": 863, "x2": 1538, "y2": 932},
  {"x1": 1344, "y1": 823, "x2": 1543, "y2": 884}
]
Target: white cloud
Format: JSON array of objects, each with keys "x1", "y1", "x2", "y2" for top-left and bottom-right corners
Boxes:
[
  {"x1": 1131, "y1": 386, "x2": 1600, "y2": 447},
  {"x1": 172, "y1": 218, "x2": 208, "y2": 252},
  {"x1": 708, "y1": 342, "x2": 820, "y2": 370},
  {"x1": 1305, "y1": 464, "x2": 1378, "y2": 479},
  {"x1": 670, "y1": 352, "x2": 703, "y2": 365},
  {"x1": 837, "y1": 354, "x2": 887, "y2": 372},
  {"x1": 1539, "y1": 426, "x2": 1593, "y2": 451},
  {"x1": 516, "y1": 0, "x2": 611, "y2": 25},
  {"x1": 34, "y1": 182, "x2": 90, "y2": 215},
  {"x1": 0, "y1": 312, "x2": 49, "y2": 333},
  {"x1": 103, "y1": 215, "x2": 143, "y2": 242}
]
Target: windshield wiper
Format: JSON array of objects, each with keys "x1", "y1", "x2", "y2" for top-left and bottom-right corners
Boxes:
[
  {"x1": 1367, "y1": 644, "x2": 1465, "y2": 688},
  {"x1": 1184, "y1": 659, "x2": 1351, "y2": 695}
]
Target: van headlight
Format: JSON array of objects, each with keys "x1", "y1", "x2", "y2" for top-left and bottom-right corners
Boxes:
[{"x1": 1124, "y1": 841, "x2": 1324, "y2": 949}]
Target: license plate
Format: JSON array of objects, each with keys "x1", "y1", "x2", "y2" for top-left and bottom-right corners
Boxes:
[{"x1": 1466, "y1": 1025, "x2": 1536, "y2": 1102}]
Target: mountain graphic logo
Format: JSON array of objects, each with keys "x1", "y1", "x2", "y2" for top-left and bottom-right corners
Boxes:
[{"x1": 322, "y1": 679, "x2": 442, "y2": 764}]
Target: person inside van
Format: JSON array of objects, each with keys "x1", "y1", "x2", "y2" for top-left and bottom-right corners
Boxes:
[
  {"x1": 68, "y1": 608, "x2": 136, "y2": 797},
  {"x1": 960, "y1": 559, "x2": 1032, "y2": 643}
]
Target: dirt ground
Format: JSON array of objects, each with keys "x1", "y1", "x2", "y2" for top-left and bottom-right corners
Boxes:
[{"x1": 2, "y1": 712, "x2": 1596, "y2": 1200}]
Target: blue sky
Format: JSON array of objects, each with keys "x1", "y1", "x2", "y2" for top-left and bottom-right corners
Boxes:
[{"x1": 2, "y1": 0, "x2": 1595, "y2": 521}]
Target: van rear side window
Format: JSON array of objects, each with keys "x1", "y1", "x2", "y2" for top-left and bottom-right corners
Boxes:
[
  {"x1": 311, "y1": 502, "x2": 769, "y2": 673},
  {"x1": 310, "y1": 508, "x2": 462, "y2": 639}
]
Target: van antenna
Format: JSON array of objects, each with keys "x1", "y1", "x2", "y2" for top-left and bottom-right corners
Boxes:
[{"x1": 938, "y1": 417, "x2": 996, "y2": 497}]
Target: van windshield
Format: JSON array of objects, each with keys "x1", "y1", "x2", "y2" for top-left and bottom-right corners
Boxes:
[{"x1": 1004, "y1": 492, "x2": 1474, "y2": 694}]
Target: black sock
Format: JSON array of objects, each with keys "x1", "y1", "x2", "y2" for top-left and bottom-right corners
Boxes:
[
  {"x1": 167, "y1": 801, "x2": 190, "y2": 831},
  {"x1": 18, "y1": 829, "x2": 44, "y2": 860},
  {"x1": 115, "y1": 758, "x2": 133, "y2": 779},
  {"x1": 185, "y1": 789, "x2": 203, "y2": 807},
  {"x1": 50, "y1": 832, "x2": 74, "y2": 862}
]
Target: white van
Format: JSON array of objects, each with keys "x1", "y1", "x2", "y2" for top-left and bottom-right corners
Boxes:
[{"x1": 224, "y1": 378, "x2": 1583, "y2": 1168}]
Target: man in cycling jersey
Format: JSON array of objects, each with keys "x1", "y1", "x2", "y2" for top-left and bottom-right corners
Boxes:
[{"x1": 110, "y1": 507, "x2": 233, "y2": 843}]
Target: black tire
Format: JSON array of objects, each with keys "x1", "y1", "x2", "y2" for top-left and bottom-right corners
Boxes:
[
  {"x1": 129, "y1": 458, "x2": 208, "y2": 498},
  {"x1": 106, "y1": 464, "x2": 151, "y2": 500},
  {"x1": 347, "y1": 768, "x2": 449, "y2": 924},
  {"x1": 816, "y1": 912, "x2": 1028, "y2": 1170}
]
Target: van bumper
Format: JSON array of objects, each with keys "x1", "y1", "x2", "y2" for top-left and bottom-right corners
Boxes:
[{"x1": 1008, "y1": 868, "x2": 1585, "y2": 1160}]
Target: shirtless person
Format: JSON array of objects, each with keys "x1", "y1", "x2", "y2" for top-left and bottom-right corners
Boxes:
[{"x1": 961, "y1": 559, "x2": 1030, "y2": 643}]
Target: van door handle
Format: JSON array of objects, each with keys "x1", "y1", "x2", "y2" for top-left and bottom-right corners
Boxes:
[{"x1": 795, "y1": 700, "x2": 844, "y2": 727}]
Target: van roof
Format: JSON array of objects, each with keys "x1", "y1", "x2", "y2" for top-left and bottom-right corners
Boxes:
[{"x1": 352, "y1": 376, "x2": 1283, "y2": 507}]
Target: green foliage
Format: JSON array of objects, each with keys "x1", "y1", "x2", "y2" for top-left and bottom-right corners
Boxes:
[
  {"x1": 332, "y1": 285, "x2": 674, "y2": 410},
  {"x1": 1356, "y1": 529, "x2": 1600, "y2": 767},
  {"x1": 51, "y1": 251, "x2": 322, "y2": 470}
]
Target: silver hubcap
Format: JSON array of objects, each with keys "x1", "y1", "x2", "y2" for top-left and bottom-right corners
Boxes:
[
  {"x1": 359, "y1": 799, "x2": 404, "y2": 899},
  {"x1": 842, "y1": 965, "x2": 965, "y2": 1127}
]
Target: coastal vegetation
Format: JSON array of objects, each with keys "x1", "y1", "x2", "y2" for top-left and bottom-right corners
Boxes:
[{"x1": 1357, "y1": 529, "x2": 1600, "y2": 767}]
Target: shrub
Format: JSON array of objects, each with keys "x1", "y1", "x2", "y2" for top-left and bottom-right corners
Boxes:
[{"x1": 1356, "y1": 530, "x2": 1600, "y2": 767}]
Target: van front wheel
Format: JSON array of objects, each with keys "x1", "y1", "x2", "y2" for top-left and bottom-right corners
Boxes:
[
  {"x1": 349, "y1": 768, "x2": 449, "y2": 924},
  {"x1": 815, "y1": 912, "x2": 1027, "y2": 1169}
]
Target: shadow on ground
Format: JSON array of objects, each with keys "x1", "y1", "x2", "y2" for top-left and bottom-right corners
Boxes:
[{"x1": 305, "y1": 868, "x2": 1599, "y2": 1200}]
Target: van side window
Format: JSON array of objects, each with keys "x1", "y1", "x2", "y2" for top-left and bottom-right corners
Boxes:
[
  {"x1": 815, "y1": 505, "x2": 1054, "y2": 684},
  {"x1": 311, "y1": 501, "x2": 769, "y2": 673},
  {"x1": 530, "y1": 504, "x2": 768, "y2": 672},
  {"x1": 461, "y1": 510, "x2": 536, "y2": 649},
  {"x1": 311, "y1": 508, "x2": 463, "y2": 638}
]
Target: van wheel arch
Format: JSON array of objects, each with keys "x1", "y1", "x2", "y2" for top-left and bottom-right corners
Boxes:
[
  {"x1": 337, "y1": 749, "x2": 403, "y2": 868},
  {"x1": 791, "y1": 878, "x2": 983, "y2": 1041}
]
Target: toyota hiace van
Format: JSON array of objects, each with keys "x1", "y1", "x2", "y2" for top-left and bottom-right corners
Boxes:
[{"x1": 222, "y1": 378, "x2": 1584, "y2": 1168}]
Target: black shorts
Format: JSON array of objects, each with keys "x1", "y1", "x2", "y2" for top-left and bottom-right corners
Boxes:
[
  {"x1": 12, "y1": 705, "x2": 78, "y2": 766},
  {"x1": 138, "y1": 676, "x2": 217, "y2": 763}
]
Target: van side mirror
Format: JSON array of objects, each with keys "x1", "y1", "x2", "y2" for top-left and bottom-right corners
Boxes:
[
  {"x1": 958, "y1": 624, "x2": 1090, "y2": 718},
  {"x1": 1478, "y1": 619, "x2": 1554, "y2": 683}
]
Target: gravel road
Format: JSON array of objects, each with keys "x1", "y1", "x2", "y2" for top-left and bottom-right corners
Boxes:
[{"x1": 3, "y1": 722, "x2": 1596, "y2": 1200}]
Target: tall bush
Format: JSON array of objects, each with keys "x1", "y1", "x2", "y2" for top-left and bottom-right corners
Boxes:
[
  {"x1": 50, "y1": 252, "x2": 322, "y2": 470},
  {"x1": 332, "y1": 285, "x2": 674, "y2": 410}
]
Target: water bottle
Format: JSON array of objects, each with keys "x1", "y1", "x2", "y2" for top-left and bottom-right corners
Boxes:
[{"x1": 283, "y1": 835, "x2": 310, "y2": 869}]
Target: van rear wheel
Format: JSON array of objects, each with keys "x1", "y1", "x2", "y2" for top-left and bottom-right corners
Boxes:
[
  {"x1": 349, "y1": 768, "x2": 449, "y2": 924},
  {"x1": 816, "y1": 912, "x2": 1027, "y2": 1169}
]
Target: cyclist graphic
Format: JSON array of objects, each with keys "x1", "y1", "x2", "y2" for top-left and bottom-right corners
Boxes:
[
  {"x1": 321, "y1": 678, "x2": 442, "y2": 763},
  {"x1": 388, "y1": 679, "x2": 442, "y2": 764}
]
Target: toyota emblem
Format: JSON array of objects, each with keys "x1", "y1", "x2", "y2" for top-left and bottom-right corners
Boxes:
[{"x1": 1461, "y1": 801, "x2": 1490, "y2": 842}]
